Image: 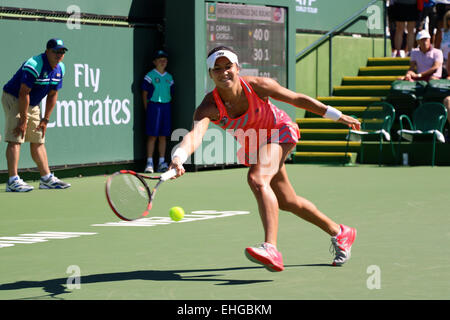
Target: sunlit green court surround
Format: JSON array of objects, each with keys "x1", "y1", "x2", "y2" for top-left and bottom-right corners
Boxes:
[{"x1": 1, "y1": 164, "x2": 449, "y2": 300}]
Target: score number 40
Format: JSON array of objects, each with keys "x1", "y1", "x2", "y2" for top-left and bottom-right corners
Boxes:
[
  {"x1": 252, "y1": 29, "x2": 270, "y2": 61},
  {"x1": 253, "y1": 28, "x2": 270, "y2": 41}
]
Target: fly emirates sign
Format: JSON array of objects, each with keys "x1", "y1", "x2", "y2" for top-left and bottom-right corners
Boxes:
[{"x1": 41, "y1": 63, "x2": 131, "y2": 128}]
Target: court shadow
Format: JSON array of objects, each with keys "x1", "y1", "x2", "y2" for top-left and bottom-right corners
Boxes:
[
  {"x1": 286, "y1": 263, "x2": 334, "y2": 268},
  {"x1": 0, "y1": 266, "x2": 272, "y2": 299}
]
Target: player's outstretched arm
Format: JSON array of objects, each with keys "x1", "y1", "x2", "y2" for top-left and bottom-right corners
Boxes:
[{"x1": 249, "y1": 76, "x2": 361, "y2": 130}]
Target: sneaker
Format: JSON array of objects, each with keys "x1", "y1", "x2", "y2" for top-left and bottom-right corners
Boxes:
[
  {"x1": 6, "y1": 178, "x2": 34, "y2": 192},
  {"x1": 144, "y1": 165, "x2": 154, "y2": 173},
  {"x1": 330, "y1": 224, "x2": 357, "y2": 266},
  {"x1": 39, "y1": 174, "x2": 71, "y2": 189},
  {"x1": 157, "y1": 162, "x2": 169, "y2": 172},
  {"x1": 245, "y1": 243, "x2": 284, "y2": 272}
]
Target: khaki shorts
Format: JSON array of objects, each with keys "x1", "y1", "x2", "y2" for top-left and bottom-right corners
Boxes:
[{"x1": 2, "y1": 91, "x2": 44, "y2": 144}]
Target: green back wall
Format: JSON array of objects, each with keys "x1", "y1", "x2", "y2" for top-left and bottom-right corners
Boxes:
[{"x1": 0, "y1": 18, "x2": 160, "y2": 170}]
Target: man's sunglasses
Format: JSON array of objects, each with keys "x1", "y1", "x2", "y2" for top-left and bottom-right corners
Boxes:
[{"x1": 51, "y1": 49, "x2": 67, "y2": 55}]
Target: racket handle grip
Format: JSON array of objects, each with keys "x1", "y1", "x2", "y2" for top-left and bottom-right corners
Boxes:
[{"x1": 160, "y1": 168, "x2": 177, "y2": 181}]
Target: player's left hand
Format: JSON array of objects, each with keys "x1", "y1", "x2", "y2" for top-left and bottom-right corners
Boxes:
[{"x1": 338, "y1": 114, "x2": 361, "y2": 131}]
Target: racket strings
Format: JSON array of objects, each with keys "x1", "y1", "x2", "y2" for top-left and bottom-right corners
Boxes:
[{"x1": 108, "y1": 173, "x2": 152, "y2": 220}]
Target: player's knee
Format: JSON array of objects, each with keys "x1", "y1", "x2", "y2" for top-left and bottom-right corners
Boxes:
[{"x1": 247, "y1": 172, "x2": 268, "y2": 192}]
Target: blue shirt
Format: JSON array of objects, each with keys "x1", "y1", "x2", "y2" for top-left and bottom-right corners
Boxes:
[
  {"x1": 3, "y1": 53, "x2": 65, "y2": 106},
  {"x1": 141, "y1": 69, "x2": 174, "y2": 103}
]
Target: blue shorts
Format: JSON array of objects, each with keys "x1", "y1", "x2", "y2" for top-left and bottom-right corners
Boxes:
[{"x1": 145, "y1": 102, "x2": 171, "y2": 136}]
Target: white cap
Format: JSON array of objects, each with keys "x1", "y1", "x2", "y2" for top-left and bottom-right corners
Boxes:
[
  {"x1": 207, "y1": 50, "x2": 239, "y2": 69},
  {"x1": 416, "y1": 30, "x2": 431, "y2": 41}
]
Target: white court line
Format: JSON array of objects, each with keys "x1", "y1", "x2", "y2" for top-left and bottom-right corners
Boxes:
[{"x1": 91, "y1": 210, "x2": 250, "y2": 227}]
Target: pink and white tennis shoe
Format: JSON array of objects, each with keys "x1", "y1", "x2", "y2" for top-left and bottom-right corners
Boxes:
[
  {"x1": 245, "y1": 242, "x2": 284, "y2": 272},
  {"x1": 330, "y1": 224, "x2": 357, "y2": 266}
]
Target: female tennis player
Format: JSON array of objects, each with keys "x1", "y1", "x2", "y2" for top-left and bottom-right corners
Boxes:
[{"x1": 169, "y1": 46, "x2": 360, "y2": 271}]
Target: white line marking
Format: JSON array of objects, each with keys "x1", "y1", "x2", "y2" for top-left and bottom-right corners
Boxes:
[{"x1": 92, "y1": 210, "x2": 250, "y2": 227}]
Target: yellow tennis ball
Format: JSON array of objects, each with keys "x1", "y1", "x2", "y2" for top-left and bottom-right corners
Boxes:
[{"x1": 169, "y1": 206, "x2": 184, "y2": 221}]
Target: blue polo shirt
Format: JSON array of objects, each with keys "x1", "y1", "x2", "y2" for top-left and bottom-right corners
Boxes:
[{"x1": 3, "y1": 53, "x2": 65, "y2": 106}]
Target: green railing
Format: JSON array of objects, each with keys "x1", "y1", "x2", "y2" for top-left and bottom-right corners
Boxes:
[{"x1": 296, "y1": 0, "x2": 387, "y2": 95}]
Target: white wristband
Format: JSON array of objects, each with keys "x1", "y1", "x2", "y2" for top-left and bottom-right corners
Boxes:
[
  {"x1": 323, "y1": 106, "x2": 342, "y2": 121},
  {"x1": 172, "y1": 148, "x2": 188, "y2": 164}
]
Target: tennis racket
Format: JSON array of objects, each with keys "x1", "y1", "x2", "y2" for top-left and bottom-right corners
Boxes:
[{"x1": 105, "y1": 168, "x2": 177, "y2": 221}]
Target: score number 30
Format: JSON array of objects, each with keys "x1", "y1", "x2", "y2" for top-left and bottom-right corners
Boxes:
[{"x1": 253, "y1": 48, "x2": 270, "y2": 61}]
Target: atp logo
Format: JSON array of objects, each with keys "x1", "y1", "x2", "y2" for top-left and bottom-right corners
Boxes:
[
  {"x1": 295, "y1": 0, "x2": 318, "y2": 14},
  {"x1": 296, "y1": 0, "x2": 316, "y2": 5}
]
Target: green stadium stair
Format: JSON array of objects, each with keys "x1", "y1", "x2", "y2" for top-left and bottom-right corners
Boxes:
[{"x1": 294, "y1": 57, "x2": 410, "y2": 165}]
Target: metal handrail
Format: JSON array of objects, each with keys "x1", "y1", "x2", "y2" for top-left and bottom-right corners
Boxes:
[
  {"x1": 296, "y1": 0, "x2": 384, "y2": 61},
  {"x1": 295, "y1": 0, "x2": 387, "y2": 95}
]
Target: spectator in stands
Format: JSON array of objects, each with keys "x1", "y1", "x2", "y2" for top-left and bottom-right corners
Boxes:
[
  {"x1": 391, "y1": 0, "x2": 420, "y2": 57},
  {"x1": 388, "y1": 1, "x2": 406, "y2": 54},
  {"x1": 1, "y1": 38, "x2": 71, "y2": 192},
  {"x1": 141, "y1": 50, "x2": 174, "y2": 173},
  {"x1": 417, "y1": 0, "x2": 438, "y2": 46},
  {"x1": 400, "y1": 29, "x2": 443, "y2": 80},
  {"x1": 433, "y1": 0, "x2": 450, "y2": 49},
  {"x1": 440, "y1": 10, "x2": 450, "y2": 77}
]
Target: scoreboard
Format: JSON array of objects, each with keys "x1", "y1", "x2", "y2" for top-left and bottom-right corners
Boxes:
[{"x1": 205, "y1": 2, "x2": 287, "y2": 93}]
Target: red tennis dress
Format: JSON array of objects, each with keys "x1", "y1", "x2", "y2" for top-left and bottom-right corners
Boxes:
[{"x1": 211, "y1": 78, "x2": 300, "y2": 166}]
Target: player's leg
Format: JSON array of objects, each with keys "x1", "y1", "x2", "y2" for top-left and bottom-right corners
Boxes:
[
  {"x1": 270, "y1": 164, "x2": 340, "y2": 237},
  {"x1": 244, "y1": 142, "x2": 288, "y2": 271},
  {"x1": 247, "y1": 142, "x2": 288, "y2": 246},
  {"x1": 270, "y1": 156, "x2": 356, "y2": 266}
]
